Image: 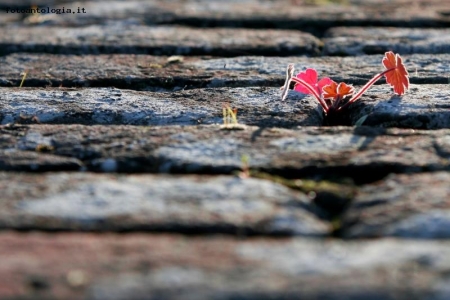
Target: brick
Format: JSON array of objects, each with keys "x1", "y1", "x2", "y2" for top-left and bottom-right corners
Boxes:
[
  {"x1": 1, "y1": 232, "x2": 450, "y2": 299},
  {"x1": 0, "y1": 172, "x2": 327, "y2": 235},
  {"x1": 324, "y1": 27, "x2": 450, "y2": 55},
  {"x1": 0, "y1": 25, "x2": 321, "y2": 56},
  {"x1": 0, "y1": 87, "x2": 323, "y2": 127},
  {"x1": 341, "y1": 172, "x2": 450, "y2": 238},
  {"x1": 1, "y1": 125, "x2": 448, "y2": 180},
  {"x1": 9, "y1": 0, "x2": 450, "y2": 31},
  {"x1": 2, "y1": 54, "x2": 447, "y2": 91}
]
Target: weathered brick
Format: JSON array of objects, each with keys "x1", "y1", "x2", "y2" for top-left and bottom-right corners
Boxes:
[
  {"x1": 0, "y1": 25, "x2": 321, "y2": 56},
  {"x1": 341, "y1": 172, "x2": 450, "y2": 238},
  {"x1": 0, "y1": 172, "x2": 327, "y2": 235},
  {"x1": 1, "y1": 232, "x2": 450, "y2": 300},
  {"x1": 324, "y1": 27, "x2": 450, "y2": 55},
  {"x1": 0, "y1": 87, "x2": 323, "y2": 127},
  {"x1": 8, "y1": 0, "x2": 450, "y2": 31},
  {"x1": 1, "y1": 53, "x2": 448, "y2": 90},
  {"x1": 1, "y1": 125, "x2": 449, "y2": 180}
]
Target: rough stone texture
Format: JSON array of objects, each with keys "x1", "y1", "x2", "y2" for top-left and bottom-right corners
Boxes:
[
  {"x1": 152, "y1": 0, "x2": 450, "y2": 31},
  {"x1": 0, "y1": 25, "x2": 321, "y2": 56},
  {"x1": 1, "y1": 125, "x2": 449, "y2": 182},
  {"x1": 190, "y1": 53, "x2": 450, "y2": 85},
  {"x1": 0, "y1": 87, "x2": 323, "y2": 127},
  {"x1": 341, "y1": 172, "x2": 450, "y2": 239},
  {"x1": 8, "y1": 0, "x2": 450, "y2": 31},
  {"x1": 0, "y1": 54, "x2": 215, "y2": 90},
  {"x1": 0, "y1": 172, "x2": 327, "y2": 235},
  {"x1": 1, "y1": 84, "x2": 449, "y2": 129},
  {"x1": 0, "y1": 53, "x2": 261, "y2": 90},
  {"x1": 1, "y1": 53, "x2": 448, "y2": 90},
  {"x1": 2, "y1": 0, "x2": 450, "y2": 298},
  {"x1": 0, "y1": 150, "x2": 82, "y2": 172},
  {"x1": 324, "y1": 27, "x2": 450, "y2": 55},
  {"x1": 2, "y1": 232, "x2": 450, "y2": 300},
  {"x1": 346, "y1": 84, "x2": 450, "y2": 129}
]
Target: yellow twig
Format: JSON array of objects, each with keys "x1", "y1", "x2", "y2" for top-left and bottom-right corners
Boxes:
[{"x1": 19, "y1": 71, "x2": 28, "y2": 88}]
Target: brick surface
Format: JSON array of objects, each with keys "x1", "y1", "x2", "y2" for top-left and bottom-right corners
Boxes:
[
  {"x1": 0, "y1": 172, "x2": 327, "y2": 235},
  {"x1": 1, "y1": 232, "x2": 450, "y2": 300},
  {"x1": 1, "y1": 53, "x2": 448, "y2": 90},
  {"x1": 345, "y1": 84, "x2": 450, "y2": 129},
  {"x1": 324, "y1": 27, "x2": 450, "y2": 55},
  {"x1": 1, "y1": 84, "x2": 449, "y2": 129},
  {"x1": 341, "y1": 172, "x2": 450, "y2": 238},
  {"x1": 1, "y1": 125, "x2": 449, "y2": 180},
  {"x1": 2, "y1": 0, "x2": 450, "y2": 298},
  {"x1": 0, "y1": 25, "x2": 321, "y2": 56},
  {"x1": 0, "y1": 87, "x2": 323, "y2": 127},
  {"x1": 8, "y1": 0, "x2": 449, "y2": 31}
]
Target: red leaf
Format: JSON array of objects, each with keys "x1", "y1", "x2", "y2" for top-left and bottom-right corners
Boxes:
[
  {"x1": 382, "y1": 51, "x2": 409, "y2": 95},
  {"x1": 294, "y1": 68, "x2": 333, "y2": 96},
  {"x1": 322, "y1": 82, "x2": 354, "y2": 100}
]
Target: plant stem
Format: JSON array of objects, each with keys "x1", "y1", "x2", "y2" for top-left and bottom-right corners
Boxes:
[
  {"x1": 290, "y1": 77, "x2": 329, "y2": 112},
  {"x1": 332, "y1": 95, "x2": 342, "y2": 110},
  {"x1": 19, "y1": 71, "x2": 28, "y2": 88},
  {"x1": 337, "y1": 67, "x2": 395, "y2": 112},
  {"x1": 280, "y1": 64, "x2": 295, "y2": 101}
]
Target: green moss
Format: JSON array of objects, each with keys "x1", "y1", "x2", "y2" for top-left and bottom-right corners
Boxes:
[
  {"x1": 249, "y1": 171, "x2": 356, "y2": 217},
  {"x1": 250, "y1": 171, "x2": 352, "y2": 196}
]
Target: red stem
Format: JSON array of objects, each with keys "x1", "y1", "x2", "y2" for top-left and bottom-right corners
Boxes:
[
  {"x1": 337, "y1": 67, "x2": 396, "y2": 112},
  {"x1": 331, "y1": 95, "x2": 342, "y2": 110},
  {"x1": 290, "y1": 77, "x2": 329, "y2": 112}
]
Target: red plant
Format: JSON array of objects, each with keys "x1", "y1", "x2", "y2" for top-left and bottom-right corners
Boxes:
[
  {"x1": 281, "y1": 51, "x2": 410, "y2": 116},
  {"x1": 293, "y1": 68, "x2": 333, "y2": 96},
  {"x1": 382, "y1": 52, "x2": 409, "y2": 95}
]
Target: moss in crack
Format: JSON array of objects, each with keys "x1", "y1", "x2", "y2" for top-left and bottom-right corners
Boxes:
[
  {"x1": 330, "y1": 217, "x2": 344, "y2": 237},
  {"x1": 248, "y1": 171, "x2": 356, "y2": 219}
]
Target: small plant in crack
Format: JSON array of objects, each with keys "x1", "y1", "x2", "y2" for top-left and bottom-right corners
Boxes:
[
  {"x1": 221, "y1": 103, "x2": 245, "y2": 130},
  {"x1": 19, "y1": 70, "x2": 28, "y2": 88},
  {"x1": 223, "y1": 103, "x2": 238, "y2": 125},
  {"x1": 281, "y1": 51, "x2": 410, "y2": 123}
]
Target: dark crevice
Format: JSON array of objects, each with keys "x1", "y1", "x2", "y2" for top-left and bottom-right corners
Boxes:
[
  {"x1": 0, "y1": 77, "x2": 282, "y2": 91},
  {"x1": 157, "y1": 19, "x2": 450, "y2": 38},
  {"x1": 1, "y1": 77, "x2": 447, "y2": 91},
  {"x1": 0, "y1": 44, "x2": 320, "y2": 58},
  {"x1": 0, "y1": 224, "x2": 322, "y2": 237},
  {"x1": 2, "y1": 148, "x2": 446, "y2": 186},
  {"x1": 257, "y1": 164, "x2": 431, "y2": 185}
]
